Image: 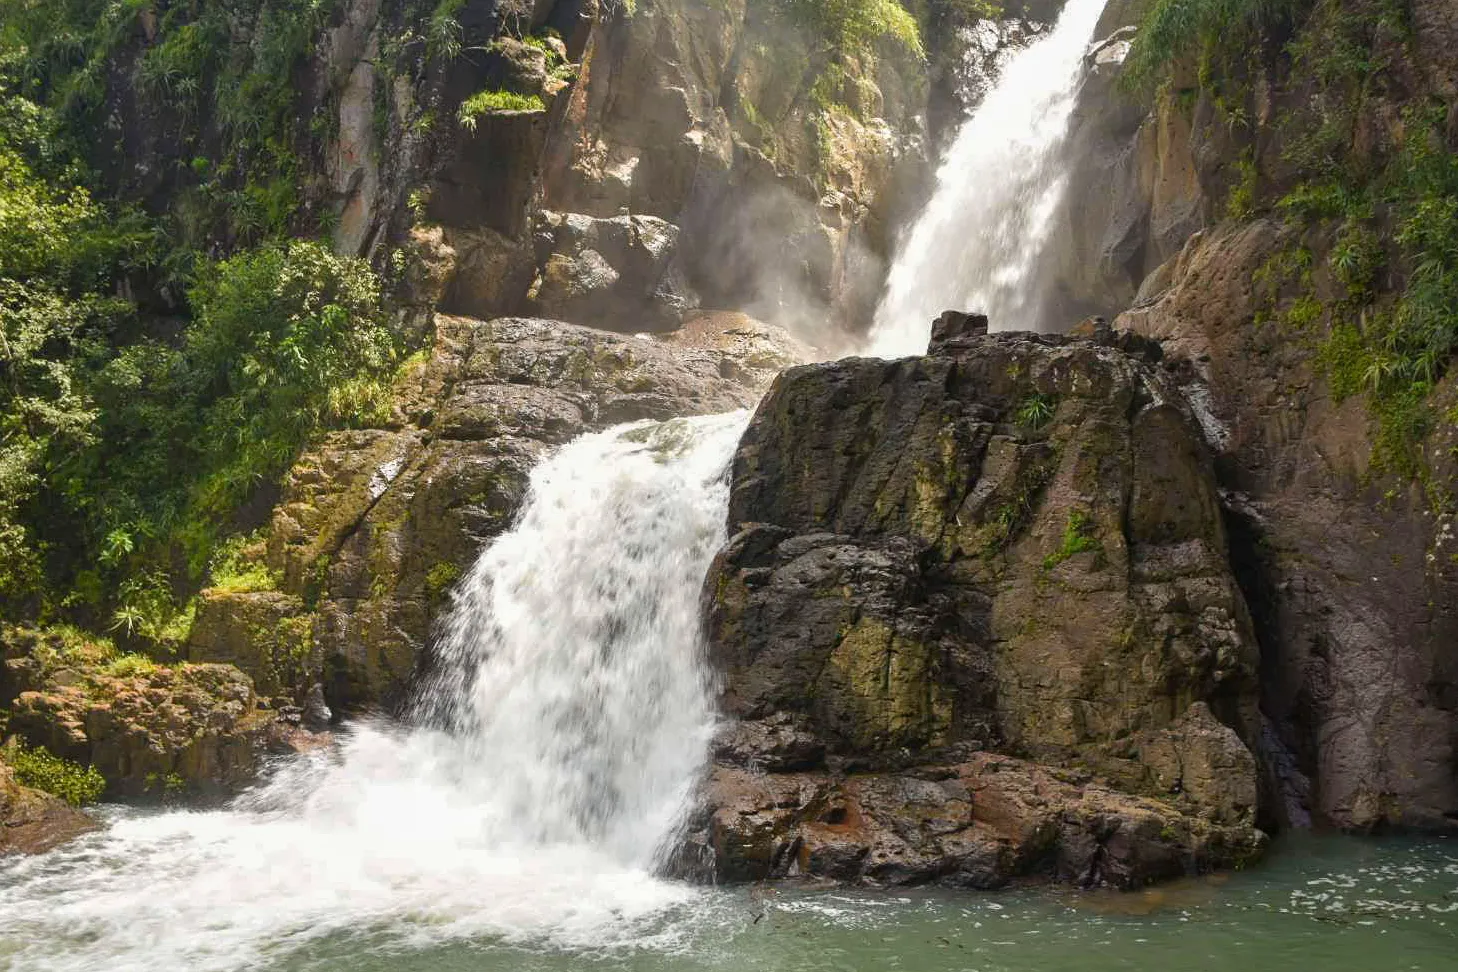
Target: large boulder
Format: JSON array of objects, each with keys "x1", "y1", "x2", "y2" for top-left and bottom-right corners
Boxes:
[
  {"x1": 527, "y1": 211, "x2": 696, "y2": 332},
  {"x1": 692, "y1": 329, "x2": 1265, "y2": 886}
]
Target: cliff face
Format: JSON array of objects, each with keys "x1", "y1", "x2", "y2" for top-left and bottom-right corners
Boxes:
[
  {"x1": 1035, "y1": 0, "x2": 1458, "y2": 831},
  {"x1": 687, "y1": 330, "x2": 1265, "y2": 887}
]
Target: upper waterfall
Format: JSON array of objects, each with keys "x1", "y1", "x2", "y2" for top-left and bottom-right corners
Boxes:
[
  {"x1": 0, "y1": 412, "x2": 748, "y2": 972},
  {"x1": 863, "y1": 0, "x2": 1109, "y2": 357}
]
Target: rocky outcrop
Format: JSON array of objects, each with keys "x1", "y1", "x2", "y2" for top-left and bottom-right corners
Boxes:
[
  {"x1": 1025, "y1": 0, "x2": 1458, "y2": 835},
  {"x1": 526, "y1": 211, "x2": 695, "y2": 331},
  {"x1": 2, "y1": 627, "x2": 312, "y2": 800},
  {"x1": 187, "y1": 312, "x2": 804, "y2": 714},
  {"x1": 697, "y1": 751, "x2": 1261, "y2": 888},
  {"x1": 690, "y1": 330, "x2": 1265, "y2": 887}
]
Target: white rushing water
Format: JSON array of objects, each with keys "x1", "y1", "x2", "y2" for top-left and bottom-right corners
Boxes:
[
  {"x1": 863, "y1": 0, "x2": 1108, "y2": 356},
  {"x1": 0, "y1": 412, "x2": 748, "y2": 972}
]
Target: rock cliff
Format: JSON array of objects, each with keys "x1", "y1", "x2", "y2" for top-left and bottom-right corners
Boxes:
[{"x1": 1038, "y1": 0, "x2": 1458, "y2": 832}]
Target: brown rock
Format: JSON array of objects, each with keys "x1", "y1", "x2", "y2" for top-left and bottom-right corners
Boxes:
[{"x1": 0, "y1": 762, "x2": 96, "y2": 856}]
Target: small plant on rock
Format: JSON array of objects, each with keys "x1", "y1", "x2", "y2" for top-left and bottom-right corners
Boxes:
[{"x1": 1015, "y1": 393, "x2": 1057, "y2": 431}]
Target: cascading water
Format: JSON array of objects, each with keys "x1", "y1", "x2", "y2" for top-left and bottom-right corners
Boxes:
[
  {"x1": 0, "y1": 411, "x2": 748, "y2": 972},
  {"x1": 863, "y1": 0, "x2": 1109, "y2": 357}
]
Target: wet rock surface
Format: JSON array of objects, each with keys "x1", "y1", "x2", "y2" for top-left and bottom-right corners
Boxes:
[{"x1": 690, "y1": 330, "x2": 1266, "y2": 886}]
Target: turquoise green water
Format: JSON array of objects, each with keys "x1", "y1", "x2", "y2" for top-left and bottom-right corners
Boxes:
[{"x1": 272, "y1": 834, "x2": 1456, "y2": 972}]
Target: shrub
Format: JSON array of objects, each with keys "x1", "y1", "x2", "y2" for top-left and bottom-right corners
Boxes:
[
  {"x1": 9, "y1": 743, "x2": 106, "y2": 806},
  {"x1": 1015, "y1": 393, "x2": 1057, "y2": 430},
  {"x1": 183, "y1": 239, "x2": 396, "y2": 523}
]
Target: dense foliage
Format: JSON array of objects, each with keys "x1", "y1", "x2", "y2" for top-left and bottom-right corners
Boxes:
[
  {"x1": 769, "y1": 0, "x2": 926, "y2": 61},
  {"x1": 0, "y1": 4, "x2": 404, "y2": 645}
]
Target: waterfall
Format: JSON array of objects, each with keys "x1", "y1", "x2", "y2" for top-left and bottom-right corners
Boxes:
[
  {"x1": 863, "y1": 0, "x2": 1108, "y2": 357},
  {"x1": 0, "y1": 412, "x2": 748, "y2": 972}
]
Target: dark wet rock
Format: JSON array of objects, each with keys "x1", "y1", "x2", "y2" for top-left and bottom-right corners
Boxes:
[{"x1": 693, "y1": 331, "x2": 1265, "y2": 886}]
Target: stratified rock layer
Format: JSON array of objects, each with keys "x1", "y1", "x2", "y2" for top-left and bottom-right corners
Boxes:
[{"x1": 691, "y1": 331, "x2": 1265, "y2": 887}]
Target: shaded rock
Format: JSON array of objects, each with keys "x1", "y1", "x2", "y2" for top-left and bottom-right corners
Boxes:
[
  {"x1": 528, "y1": 210, "x2": 696, "y2": 332},
  {"x1": 1118, "y1": 222, "x2": 1458, "y2": 832}
]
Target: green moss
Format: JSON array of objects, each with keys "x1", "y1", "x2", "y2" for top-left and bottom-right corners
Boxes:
[
  {"x1": 424, "y1": 562, "x2": 462, "y2": 601},
  {"x1": 1042, "y1": 510, "x2": 1102, "y2": 571},
  {"x1": 9, "y1": 743, "x2": 105, "y2": 806},
  {"x1": 458, "y1": 89, "x2": 546, "y2": 130}
]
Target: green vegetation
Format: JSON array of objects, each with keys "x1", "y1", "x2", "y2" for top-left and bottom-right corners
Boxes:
[
  {"x1": 9, "y1": 743, "x2": 105, "y2": 806},
  {"x1": 208, "y1": 534, "x2": 279, "y2": 594},
  {"x1": 424, "y1": 561, "x2": 462, "y2": 601},
  {"x1": 1015, "y1": 393, "x2": 1058, "y2": 431},
  {"x1": 1127, "y1": 0, "x2": 1458, "y2": 491},
  {"x1": 0, "y1": 5, "x2": 415, "y2": 647},
  {"x1": 1122, "y1": 0, "x2": 1307, "y2": 93},
  {"x1": 769, "y1": 0, "x2": 924, "y2": 60},
  {"x1": 458, "y1": 88, "x2": 547, "y2": 129},
  {"x1": 1042, "y1": 510, "x2": 1101, "y2": 570},
  {"x1": 103, "y1": 652, "x2": 161, "y2": 678}
]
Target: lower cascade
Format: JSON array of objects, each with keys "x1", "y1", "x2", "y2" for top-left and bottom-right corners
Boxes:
[{"x1": 0, "y1": 412, "x2": 749, "y2": 972}]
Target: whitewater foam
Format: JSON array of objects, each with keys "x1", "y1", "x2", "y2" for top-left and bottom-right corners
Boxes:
[{"x1": 0, "y1": 411, "x2": 748, "y2": 972}]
